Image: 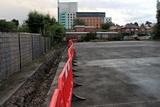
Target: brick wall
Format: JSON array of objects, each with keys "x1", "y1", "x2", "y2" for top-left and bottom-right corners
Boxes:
[
  {"x1": 75, "y1": 27, "x2": 85, "y2": 32},
  {"x1": 0, "y1": 32, "x2": 52, "y2": 82}
]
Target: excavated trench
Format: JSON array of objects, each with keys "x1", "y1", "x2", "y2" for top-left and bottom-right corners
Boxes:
[{"x1": 1, "y1": 44, "x2": 67, "y2": 107}]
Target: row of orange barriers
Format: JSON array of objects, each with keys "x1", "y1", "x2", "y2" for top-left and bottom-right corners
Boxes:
[{"x1": 49, "y1": 39, "x2": 85, "y2": 107}]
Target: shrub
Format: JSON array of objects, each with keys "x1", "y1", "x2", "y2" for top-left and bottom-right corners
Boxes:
[{"x1": 82, "y1": 32, "x2": 97, "y2": 41}]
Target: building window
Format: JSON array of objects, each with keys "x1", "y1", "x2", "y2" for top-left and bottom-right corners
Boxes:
[{"x1": 126, "y1": 29, "x2": 129, "y2": 32}]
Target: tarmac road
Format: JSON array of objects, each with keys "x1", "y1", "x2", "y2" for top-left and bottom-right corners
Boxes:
[{"x1": 72, "y1": 41, "x2": 160, "y2": 107}]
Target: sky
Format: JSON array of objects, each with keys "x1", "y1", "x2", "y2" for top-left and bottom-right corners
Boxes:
[{"x1": 0, "y1": 0, "x2": 158, "y2": 26}]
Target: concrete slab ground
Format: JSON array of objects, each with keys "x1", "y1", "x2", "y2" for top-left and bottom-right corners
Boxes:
[{"x1": 72, "y1": 41, "x2": 160, "y2": 107}]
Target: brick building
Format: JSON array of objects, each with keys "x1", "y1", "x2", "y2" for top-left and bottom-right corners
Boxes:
[
  {"x1": 139, "y1": 23, "x2": 156, "y2": 35},
  {"x1": 66, "y1": 26, "x2": 118, "y2": 41},
  {"x1": 110, "y1": 23, "x2": 139, "y2": 35},
  {"x1": 121, "y1": 23, "x2": 139, "y2": 35},
  {"x1": 76, "y1": 12, "x2": 105, "y2": 28},
  {"x1": 109, "y1": 25, "x2": 121, "y2": 33},
  {"x1": 74, "y1": 26, "x2": 95, "y2": 32}
]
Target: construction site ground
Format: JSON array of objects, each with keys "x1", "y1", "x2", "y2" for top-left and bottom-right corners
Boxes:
[{"x1": 71, "y1": 41, "x2": 160, "y2": 107}]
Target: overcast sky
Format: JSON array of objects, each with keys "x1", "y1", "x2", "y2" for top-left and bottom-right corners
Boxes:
[{"x1": 0, "y1": 0, "x2": 157, "y2": 25}]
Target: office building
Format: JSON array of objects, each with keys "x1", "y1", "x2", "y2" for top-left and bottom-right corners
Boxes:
[
  {"x1": 76, "y1": 12, "x2": 105, "y2": 28},
  {"x1": 58, "y1": 2, "x2": 78, "y2": 29},
  {"x1": 104, "y1": 17, "x2": 112, "y2": 23}
]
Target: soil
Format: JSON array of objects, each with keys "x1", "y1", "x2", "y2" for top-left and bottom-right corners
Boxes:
[{"x1": 0, "y1": 43, "x2": 67, "y2": 107}]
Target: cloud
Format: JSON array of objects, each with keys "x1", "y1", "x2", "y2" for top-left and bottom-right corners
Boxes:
[
  {"x1": 0, "y1": 0, "x2": 57, "y2": 24},
  {"x1": 78, "y1": 0, "x2": 157, "y2": 25},
  {"x1": 0, "y1": 0, "x2": 157, "y2": 25}
]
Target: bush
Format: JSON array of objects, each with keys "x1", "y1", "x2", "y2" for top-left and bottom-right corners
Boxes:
[
  {"x1": 90, "y1": 39, "x2": 108, "y2": 42},
  {"x1": 133, "y1": 36, "x2": 140, "y2": 40},
  {"x1": 82, "y1": 32, "x2": 97, "y2": 41},
  {"x1": 137, "y1": 33, "x2": 148, "y2": 36}
]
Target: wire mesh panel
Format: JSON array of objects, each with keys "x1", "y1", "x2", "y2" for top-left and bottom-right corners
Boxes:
[
  {"x1": 32, "y1": 34, "x2": 42, "y2": 60},
  {"x1": 0, "y1": 32, "x2": 52, "y2": 82},
  {"x1": 19, "y1": 33, "x2": 32, "y2": 68}
]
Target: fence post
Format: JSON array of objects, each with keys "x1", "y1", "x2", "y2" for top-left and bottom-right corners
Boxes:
[
  {"x1": 31, "y1": 34, "x2": 34, "y2": 60},
  {"x1": 18, "y1": 33, "x2": 22, "y2": 69}
]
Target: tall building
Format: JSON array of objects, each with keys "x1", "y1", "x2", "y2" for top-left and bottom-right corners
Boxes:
[
  {"x1": 58, "y1": 2, "x2": 78, "y2": 29},
  {"x1": 104, "y1": 17, "x2": 112, "y2": 23},
  {"x1": 76, "y1": 12, "x2": 105, "y2": 28}
]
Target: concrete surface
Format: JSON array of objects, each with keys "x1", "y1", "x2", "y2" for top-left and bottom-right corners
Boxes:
[{"x1": 72, "y1": 41, "x2": 160, "y2": 107}]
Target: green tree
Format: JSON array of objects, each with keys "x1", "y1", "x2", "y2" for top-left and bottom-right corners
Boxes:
[
  {"x1": 18, "y1": 22, "x2": 30, "y2": 32},
  {"x1": 101, "y1": 22, "x2": 115, "y2": 30},
  {"x1": 73, "y1": 18, "x2": 86, "y2": 26},
  {"x1": 82, "y1": 32, "x2": 97, "y2": 41},
  {"x1": 155, "y1": 10, "x2": 160, "y2": 39},
  {"x1": 25, "y1": 11, "x2": 44, "y2": 34},
  {"x1": 25, "y1": 11, "x2": 65, "y2": 44},
  {"x1": 134, "y1": 22, "x2": 139, "y2": 27},
  {"x1": 145, "y1": 21, "x2": 152, "y2": 25},
  {"x1": 25, "y1": 11, "x2": 63, "y2": 34},
  {"x1": 0, "y1": 19, "x2": 17, "y2": 32},
  {"x1": 12, "y1": 19, "x2": 19, "y2": 27}
]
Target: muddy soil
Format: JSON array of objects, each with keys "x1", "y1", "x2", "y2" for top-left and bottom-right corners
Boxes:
[{"x1": 1, "y1": 43, "x2": 67, "y2": 107}]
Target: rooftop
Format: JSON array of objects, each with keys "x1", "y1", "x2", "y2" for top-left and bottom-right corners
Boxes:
[{"x1": 123, "y1": 23, "x2": 139, "y2": 29}]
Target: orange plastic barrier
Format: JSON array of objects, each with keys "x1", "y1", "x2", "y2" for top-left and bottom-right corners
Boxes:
[
  {"x1": 71, "y1": 39, "x2": 78, "y2": 43},
  {"x1": 49, "y1": 89, "x2": 64, "y2": 107},
  {"x1": 68, "y1": 44, "x2": 74, "y2": 59},
  {"x1": 68, "y1": 40, "x2": 73, "y2": 47},
  {"x1": 58, "y1": 58, "x2": 73, "y2": 107},
  {"x1": 49, "y1": 40, "x2": 76, "y2": 107}
]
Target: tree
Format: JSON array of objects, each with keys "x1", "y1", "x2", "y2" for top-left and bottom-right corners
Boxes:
[
  {"x1": 145, "y1": 21, "x2": 152, "y2": 25},
  {"x1": 73, "y1": 18, "x2": 86, "y2": 27},
  {"x1": 25, "y1": 11, "x2": 44, "y2": 34},
  {"x1": 25, "y1": 11, "x2": 65, "y2": 43},
  {"x1": 0, "y1": 19, "x2": 17, "y2": 32},
  {"x1": 18, "y1": 22, "x2": 30, "y2": 32},
  {"x1": 155, "y1": 10, "x2": 160, "y2": 39},
  {"x1": 101, "y1": 22, "x2": 115, "y2": 30},
  {"x1": 134, "y1": 22, "x2": 139, "y2": 27},
  {"x1": 12, "y1": 19, "x2": 19, "y2": 27},
  {"x1": 82, "y1": 32, "x2": 97, "y2": 41}
]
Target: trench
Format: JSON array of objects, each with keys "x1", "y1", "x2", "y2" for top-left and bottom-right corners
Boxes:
[{"x1": 2, "y1": 44, "x2": 67, "y2": 107}]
